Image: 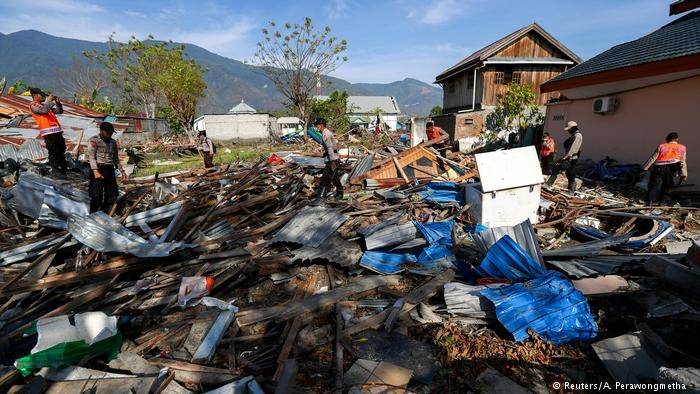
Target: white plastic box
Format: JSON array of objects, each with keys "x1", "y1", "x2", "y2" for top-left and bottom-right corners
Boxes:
[{"x1": 465, "y1": 146, "x2": 543, "y2": 228}]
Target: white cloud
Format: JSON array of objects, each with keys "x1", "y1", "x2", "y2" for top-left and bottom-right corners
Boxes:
[
  {"x1": 174, "y1": 19, "x2": 258, "y2": 59},
  {"x1": 406, "y1": 0, "x2": 467, "y2": 25},
  {"x1": 334, "y1": 43, "x2": 468, "y2": 84},
  {"x1": 124, "y1": 10, "x2": 146, "y2": 18},
  {"x1": 422, "y1": 0, "x2": 464, "y2": 24},
  {"x1": 1, "y1": 0, "x2": 103, "y2": 14},
  {"x1": 326, "y1": 0, "x2": 351, "y2": 19}
]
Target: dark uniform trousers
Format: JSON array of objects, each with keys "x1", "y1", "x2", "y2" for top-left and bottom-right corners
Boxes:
[
  {"x1": 203, "y1": 153, "x2": 214, "y2": 168},
  {"x1": 44, "y1": 133, "x2": 67, "y2": 174},
  {"x1": 318, "y1": 159, "x2": 343, "y2": 198},
  {"x1": 89, "y1": 164, "x2": 118, "y2": 213},
  {"x1": 646, "y1": 163, "x2": 679, "y2": 205}
]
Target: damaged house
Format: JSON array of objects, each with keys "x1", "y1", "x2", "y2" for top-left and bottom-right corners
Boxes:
[
  {"x1": 540, "y1": 7, "x2": 700, "y2": 187},
  {"x1": 315, "y1": 95, "x2": 402, "y2": 131},
  {"x1": 433, "y1": 23, "x2": 581, "y2": 143}
]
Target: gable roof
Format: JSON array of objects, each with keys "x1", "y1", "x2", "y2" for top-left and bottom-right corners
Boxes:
[
  {"x1": 542, "y1": 11, "x2": 700, "y2": 92},
  {"x1": 314, "y1": 95, "x2": 401, "y2": 114},
  {"x1": 228, "y1": 99, "x2": 256, "y2": 114},
  {"x1": 435, "y1": 23, "x2": 582, "y2": 83}
]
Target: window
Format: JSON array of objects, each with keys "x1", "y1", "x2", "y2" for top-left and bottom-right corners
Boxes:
[
  {"x1": 494, "y1": 72, "x2": 504, "y2": 84},
  {"x1": 512, "y1": 71, "x2": 521, "y2": 84}
]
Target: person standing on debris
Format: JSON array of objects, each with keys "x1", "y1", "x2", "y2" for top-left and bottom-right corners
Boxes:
[
  {"x1": 197, "y1": 130, "x2": 215, "y2": 168},
  {"x1": 643, "y1": 132, "x2": 687, "y2": 205},
  {"x1": 315, "y1": 117, "x2": 343, "y2": 199},
  {"x1": 87, "y1": 122, "x2": 126, "y2": 213},
  {"x1": 426, "y1": 121, "x2": 449, "y2": 157},
  {"x1": 546, "y1": 121, "x2": 582, "y2": 192},
  {"x1": 540, "y1": 132, "x2": 556, "y2": 174},
  {"x1": 29, "y1": 87, "x2": 67, "y2": 175}
]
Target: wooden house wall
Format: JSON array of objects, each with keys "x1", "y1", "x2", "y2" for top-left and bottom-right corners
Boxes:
[
  {"x1": 481, "y1": 65, "x2": 565, "y2": 106},
  {"x1": 494, "y1": 31, "x2": 567, "y2": 58},
  {"x1": 442, "y1": 72, "x2": 474, "y2": 112}
]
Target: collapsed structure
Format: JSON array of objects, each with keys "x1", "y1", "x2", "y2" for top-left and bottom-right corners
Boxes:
[{"x1": 0, "y1": 128, "x2": 698, "y2": 392}]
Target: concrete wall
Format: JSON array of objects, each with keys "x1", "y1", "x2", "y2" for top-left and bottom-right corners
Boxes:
[
  {"x1": 195, "y1": 114, "x2": 272, "y2": 141},
  {"x1": 543, "y1": 75, "x2": 700, "y2": 185}
]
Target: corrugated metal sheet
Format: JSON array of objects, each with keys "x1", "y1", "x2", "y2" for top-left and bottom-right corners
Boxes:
[
  {"x1": 67, "y1": 211, "x2": 195, "y2": 258},
  {"x1": 124, "y1": 201, "x2": 184, "y2": 228},
  {"x1": 349, "y1": 154, "x2": 374, "y2": 179},
  {"x1": 292, "y1": 234, "x2": 362, "y2": 268},
  {"x1": 481, "y1": 271, "x2": 598, "y2": 344},
  {"x1": 364, "y1": 221, "x2": 418, "y2": 250},
  {"x1": 592, "y1": 332, "x2": 662, "y2": 384},
  {"x1": 272, "y1": 206, "x2": 348, "y2": 247},
  {"x1": 359, "y1": 251, "x2": 416, "y2": 274},
  {"x1": 0, "y1": 234, "x2": 77, "y2": 266},
  {"x1": 542, "y1": 235, "x2": 631, "y2": 258},
  {"x1": 546, "y1": 256, "x2": 639, "y2": 279},
  {"x1": 476, "y1": 235, "x2": 546, "y2": 280},
  {"x1": 444, "y1": 282, "x2": 499, "y2": 318},
  {"x1": 0, "y1": 94, "x2": 105, "y2": 118},
  {"x1": 4, "y1": 172, "x2": 89, "y2": 229},
  {"x1": 473, "y1": 219, "x2": 543, "y2": 264}
]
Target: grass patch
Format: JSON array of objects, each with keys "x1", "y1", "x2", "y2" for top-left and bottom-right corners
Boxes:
[{"x1": 132, "y1": 147, "x2": 270, "y2": 177}]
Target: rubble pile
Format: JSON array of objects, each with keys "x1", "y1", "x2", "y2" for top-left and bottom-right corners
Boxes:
[{"x1": 0, "y1": 140, "x2": 699, "y2": 393}]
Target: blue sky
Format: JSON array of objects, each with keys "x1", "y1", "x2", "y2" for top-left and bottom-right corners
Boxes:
[{"x1": 0, "y1": 0, "x2": 675, "y2": 84}]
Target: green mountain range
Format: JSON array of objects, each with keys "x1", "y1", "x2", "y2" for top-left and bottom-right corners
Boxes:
[{"x1": 0, "y1": 30, "x2": 442, "y2": 116}]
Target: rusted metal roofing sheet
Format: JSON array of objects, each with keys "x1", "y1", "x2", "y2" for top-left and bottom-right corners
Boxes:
[
  {"x1": 0, "y1": 94, "x2": 105, "y2": 118},
  {"x1": 272, "y1": 206, "x2": 348, "y2": 247}
]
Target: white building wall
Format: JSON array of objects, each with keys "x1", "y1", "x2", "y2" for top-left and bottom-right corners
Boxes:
[{"x1": 194, "y1": 114, "x2": 272, "y2": 141}]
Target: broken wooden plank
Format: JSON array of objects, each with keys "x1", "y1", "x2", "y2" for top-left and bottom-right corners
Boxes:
[
  {"x1": 191, "y1": 310, "x2": 236, "y2": 363},
  {"x1": 237, "y1": 275, "x2": 400, "y2": 326}
]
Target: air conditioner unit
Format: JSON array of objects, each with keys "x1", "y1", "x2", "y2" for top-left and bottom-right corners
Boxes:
[{"x1": 592, "y1": 97, "x2": 617, "y2": 114}]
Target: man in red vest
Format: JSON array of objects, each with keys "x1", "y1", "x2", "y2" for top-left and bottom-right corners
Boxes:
[
  {"x1": 29, "y1": 87, "x2": 67, "y2": 175},
  {"x1": 643, "y1": 132, "x2": 687, "y2": 205},
  {"x1": 426, "y1": 121, "x2": 449, "y2": 156}
]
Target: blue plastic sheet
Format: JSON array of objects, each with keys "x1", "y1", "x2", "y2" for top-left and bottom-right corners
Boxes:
[
  {"x1": 481, "y1": 271, "x2": 598, "y2": 344},
  {"x1": 307, "y1": 126, "x2": 323, "y2": 145},
  {"x1": 476, "y1": 235, "x2": 546, "y2": 280},
  {"x1": 418, "y1": 182, "x2": 464, "y2": 205},
  {"x1": 360, "y1": 251, "x2": 417, "y2": 274}
]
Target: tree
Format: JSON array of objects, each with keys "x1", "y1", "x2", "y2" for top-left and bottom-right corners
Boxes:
[
  {"x1": 86, "y1": 35, "x2": 206, "y2": 132},
  {"x1": 156, "y1": 59, "x2": 206, "y2": 133},
  {"x1": 309, "y1": 91, "x2": 350, "y2": 134},
  {"x1": 489, "y1": 83, "x2": 543, "y2": 131},
  {"x1": 252, "y1": 18, "x2": 348, "y2": 126},
  {"x1": 56, "y1": 56, "x2": 107, "y2": 104},
  {"x1": 430, "y1": 105, "x2": 442, "y2": 116},
  {"x1": 7, "y1": 80, "x2": 30, "y2": 95}
]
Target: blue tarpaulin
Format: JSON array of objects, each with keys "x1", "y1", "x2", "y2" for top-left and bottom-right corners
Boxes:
[
  {"x1": 307, "y1": 126, "x2": 323, "y2": 145},
  {"x1": 418, "y1": 182, "x2": 464, "y2": 205},
  {"x1": 360, "y1": 251, "x2": 417, "y2": 274},
  {"x1": 360, "y1": 219, "x2": 467, "y2": 276},
  {"x1": 476, "y1": 235, "x2": 546, "y2": 280},
  {"x1": 481, "y1": 271, "x2": 598, "y2": 344}
]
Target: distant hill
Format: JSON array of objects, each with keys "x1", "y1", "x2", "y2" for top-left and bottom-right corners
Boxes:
[{"x1": 0, "y1": 30, "x2": 442, "y2": 116}]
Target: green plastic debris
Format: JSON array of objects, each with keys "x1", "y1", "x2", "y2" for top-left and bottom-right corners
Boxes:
[{"x1": 14, "y1": 312, "x2": 121, "y2": 377}]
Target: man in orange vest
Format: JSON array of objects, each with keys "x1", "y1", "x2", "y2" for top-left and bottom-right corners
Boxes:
[
  {"x1": 426, "y1": 121, "x2": 449, "y2": 156},
  {"x1": 539, "y1": 132, "x2": 556, "y2": 175},
  {"x1": 29, "y1": 87, "x2": 67, "y2": 175},
  {"x1": 643, "y1": 132, "x2": 687, "y2": 205}
]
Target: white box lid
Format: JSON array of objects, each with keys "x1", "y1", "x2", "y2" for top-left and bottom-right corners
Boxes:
[{"x1": 475, "y1": 146, "x2": 543, "y2": 192}]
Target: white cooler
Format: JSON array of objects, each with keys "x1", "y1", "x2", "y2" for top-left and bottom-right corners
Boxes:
[{"x1": 465, "y1": 146, "x2": 543, "y2": 228}]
